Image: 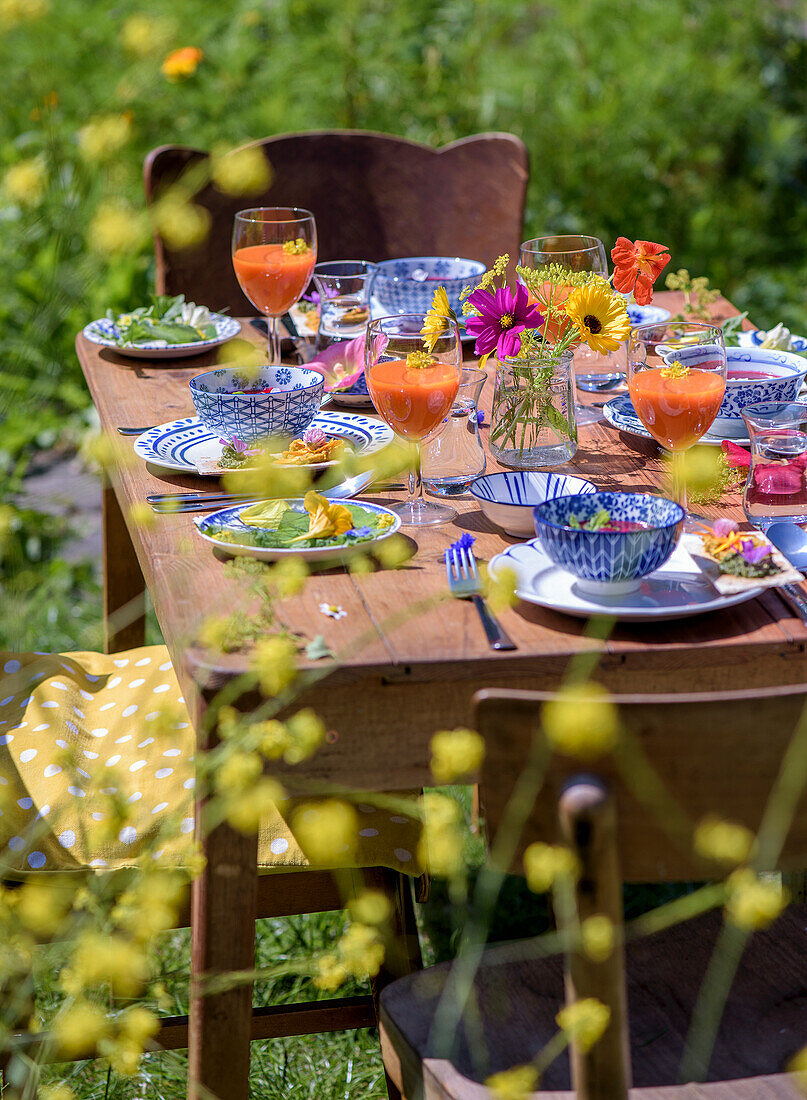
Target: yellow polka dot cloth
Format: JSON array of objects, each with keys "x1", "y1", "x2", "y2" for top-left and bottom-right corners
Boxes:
[{"x1": 0, "y1": 647, "x2": 422, "y2": 876}]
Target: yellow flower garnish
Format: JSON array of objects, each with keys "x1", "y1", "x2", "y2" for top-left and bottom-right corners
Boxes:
[
  {"x1": 556, "y1": 998, "x2": 611, "y2": 1052},
  {"x1": 291, "y1": 490, "x2": 353, "y2": 542},
  {"x1": 282, "y1": 237, "x2": 311, "y2": 255},
  {"x1": 724, "y1": 867, "x2": 787, "y2": 930},
  {"x1": 563, "y1": 282, "x2": 631, "y2": 353},
  {"x1": 486, "y1": 1064, "x2": 540, "y2": 1100},
  {"x1": 430, "y1": 727, "x2": 485, "y2": 783},
  {"x1": 523, "y1": 842, "x2": 580, "y2": 893},
  {"x1": 406, "y1": 349, "x2": 437, "y2": 370},
  {"x1": 660, "y1": 359, "x2": 690, "y2": 379},
  {"x1": 693, "y1": 815, "x2": 755, "y2": 866},
  {"x1": 421, "y1": 286, "x2": 455, "y2": 352}
]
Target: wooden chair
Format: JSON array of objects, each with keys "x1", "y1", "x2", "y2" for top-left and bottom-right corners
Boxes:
[
  {"x1": 379, "y1": 686, "x2": 807, "y2": 1099},
  {"x1": 143, "y1": 130, "x2": 529, "y2": 314}
]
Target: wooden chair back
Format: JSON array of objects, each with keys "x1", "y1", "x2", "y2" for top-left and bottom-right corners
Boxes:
[
  {"x1": 143, "y1": 130, "x2": 529, "y2": 314},
  {"x1": 475, "y1": 685, "x2": 807, "y2": 882}
]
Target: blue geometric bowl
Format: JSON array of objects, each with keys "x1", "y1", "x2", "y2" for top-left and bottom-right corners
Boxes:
[
  {"x1": 662, "y1": 346, "x2": 807, "y2": 439},
  {"x1": 626, "y1": 304, "x2": 671, "y2": 342},
  {"x1": 470, "y1": 471, "x2": 597, "y2": 537},
  {"x1": 190, "y1": 366, "x2": 324, "y2": 443},
  {"x1": 371, "y1": 257, "x2": 486, "y2": 317},
  {"x1": 533, "y1": 491, "x2": 685, "y2": 595}
]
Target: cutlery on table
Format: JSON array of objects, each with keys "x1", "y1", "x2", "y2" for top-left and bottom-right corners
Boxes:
[
  {"x1": 777, "y1": 583, "x2": 807, "y2": 623},
  {"x1": 148, "y1": 472, "x2": 404, "y2": 513},
  {"x1": 446, "y1": 545, "x2": 516, "y2": 651},
  {"x1": 754, "y1": 523, "x2": 807, "y2": 623},
  {"x1": 117, "y1": 425, "x2": 158, "y2": 435},
  {"x1": 576, "y1": 372, "x2": 626, "y2": 393}
]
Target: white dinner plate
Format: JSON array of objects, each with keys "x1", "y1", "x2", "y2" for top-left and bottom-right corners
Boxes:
[
  {"x1": 195, "y1": 498, "x2": 401, "y2": 562},
  {"x1": 133, "y1": 411, "x2": 393, "y2": 475},
  {"x1": 488, "y1": 538, "x2": 762, "y2": 622},
  {"x1": 82, "y1": 314, "x2": 242, "y2": 360}
]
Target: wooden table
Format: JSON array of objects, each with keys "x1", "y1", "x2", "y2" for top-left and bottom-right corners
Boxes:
[{"x1": 75, "y1": 292, "x2": 807, "y2": 1099}]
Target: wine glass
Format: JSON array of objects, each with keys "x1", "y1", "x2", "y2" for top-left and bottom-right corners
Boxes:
[
  {"x1": 520, "y1": 235, "x2": 610, "y2": 424},
  {"x1": 365, "y1": 314, "x2": 462, "y2": 526},
  {"x1": 232, "y1": 207, "x2": 317, "y2": 366},
  {"x1": 626, "y1": 321, "x2": 727, "y2": 509}
]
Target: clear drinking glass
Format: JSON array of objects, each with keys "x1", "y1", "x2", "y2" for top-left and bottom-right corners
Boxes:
[
  {"x1": 741, "y1": 402, "x2": 807, "y2": 530},
  {"x1": 312, "y1": 260, "x2": 375, "y2": 354},
  {"x1": 232, "y1": 207, "x2": 317, "y2": 366},
  {"x1": 626, "y1": 321, "x2": 727, "y2": 509},
  {"x1": 421, "y1": 367, "x2": 486, "y2": 496},
  {"x1": 519, "y1": 234, "x2": 610, "y2": 424},
  {"x1": 490, "y1": 350, "x2": 577, "y2": 469},
  {"x1": 365, "y1": 314, "x2": 462, "y2": 526}
]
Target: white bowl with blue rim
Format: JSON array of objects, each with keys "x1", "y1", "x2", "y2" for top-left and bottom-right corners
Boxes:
[
  {"x1": 532, "y1": 491, "x2": 685, "y2": 596},
  {"x1": 371, "y1": 257, "x2": 486, "y2": 317},
  {"x1": 190, "y1": 365, "x2": 324, "y2": 443},
  {"x1": 661, "y1": 345, "x2": 807, "y2": 439},
  {"x1": 627, "y1": 304, "x2": 671, "y2": 341},
  {"x1": 470, "y1": 471, "x2": 597, "y2": 537}
]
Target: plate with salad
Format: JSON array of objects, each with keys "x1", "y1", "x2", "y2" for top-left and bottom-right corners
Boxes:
[
  {"x1": 83, "y1": 295, "x2": 241, "y2": 359},
  {"x1": 195, "y1": 492, "x2": 401, "y2": 562}
]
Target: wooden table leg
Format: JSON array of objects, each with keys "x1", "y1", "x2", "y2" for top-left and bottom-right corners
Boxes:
[
  {"x1": 188, "y1": 819, "x2": 259, "y2": 1100},
  {"x1": 102, "y1": 480, "x2": 146, "y2": 653}
]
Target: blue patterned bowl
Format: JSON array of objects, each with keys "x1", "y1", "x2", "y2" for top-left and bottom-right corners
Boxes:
[
  {"x1": 661, "y1": 346, "x2": 807, "y2": 439},
  {"x1": 470, "y1": 471, "x2": 597, "y2": 537},
  {"x1": 190, "y1": 366, "x2": 324, "y2": 442},
  {"x1": 533, "y1": 491, "x2": 685, "y2": 595},
  {"x1": 371, "y1": 257, "x2": 486, "y2": 317},
  {"x1": 626, "y1": 303, "x2": 671, "y2": 338}
]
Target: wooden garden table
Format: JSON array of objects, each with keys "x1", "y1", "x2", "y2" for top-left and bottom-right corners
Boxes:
[{"x1": 75, "y1": 292, "x2": 807, "y2": 1100}]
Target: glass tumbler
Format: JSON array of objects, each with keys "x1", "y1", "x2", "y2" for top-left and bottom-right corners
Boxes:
[
  {"x1": 741, "y1": 401, "x2": 807, "y2": 530},
  {"x1": 422, "y1": 367, "x2": 487, "y2": 496},
  {"x1": 312, "y1": 261, "x2": 375, "y2": 354}
]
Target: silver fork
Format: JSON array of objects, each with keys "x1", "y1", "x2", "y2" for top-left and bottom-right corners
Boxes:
[{"x1": 446, "y1": 546, "x2": 516, "y2": 651}]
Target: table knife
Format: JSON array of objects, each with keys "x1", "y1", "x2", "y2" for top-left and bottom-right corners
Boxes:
[{"x1": 777, "y1": 583, "x2": 807, "y2": 623}]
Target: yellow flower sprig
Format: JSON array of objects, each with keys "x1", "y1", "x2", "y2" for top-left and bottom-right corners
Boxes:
[
  {"x1": 282, "y1": 238, "x2": 311, "y2": 255},
  {"x1": 421, "y1": 287, "x2": 457, "y2": 353}
]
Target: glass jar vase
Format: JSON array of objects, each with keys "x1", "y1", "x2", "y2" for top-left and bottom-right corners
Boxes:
[{"x1": 489, "y1": 350, "x2": 577, "y2": 469}]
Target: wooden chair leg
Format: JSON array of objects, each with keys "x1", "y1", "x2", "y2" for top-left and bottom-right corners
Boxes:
[
  {"x1": 187, "y1": 821, "x2": 258, "y2": 1100},
  {"x1": 102, "y1": 480, "x2": 146, "y2": 653},
  {"x1": 558, "y1": 778, "x2": 630, "y2": 1100}
]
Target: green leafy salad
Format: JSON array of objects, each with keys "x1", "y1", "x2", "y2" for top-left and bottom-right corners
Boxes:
[
  {"x1": 205, "y1": 495, "x2": 395, "y2": 551},
  {"x1": 101, "y1": 294, "x2": 220, "y2": 347}
]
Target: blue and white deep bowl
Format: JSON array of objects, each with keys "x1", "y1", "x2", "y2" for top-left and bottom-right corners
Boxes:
[
  {"x1": 371, "y1": 257, "x2": 486, "y2": 317},
  {"x1": 533, "y1": 491, "x2": 685, "y2": 595},
  {"x1": 470, "y1": 471, "x2": 597, "y2": 537},
  {"x1": 661, "y1": 346, "x2": 807, "y2": 439},
  {"x1": 190, "y1": 366, "x2": 324, "y2": 442},
  {"x1": 626, "y1": 304, "x2": 671, "y2": 342}
]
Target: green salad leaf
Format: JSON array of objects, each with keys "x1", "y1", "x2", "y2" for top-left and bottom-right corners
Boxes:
[
  {"x1": 206, "y1": 504, "x2": 391, "y2": 551},
  {"x1": 101, "y1": 294, "x2": 220, "y2": 347}
]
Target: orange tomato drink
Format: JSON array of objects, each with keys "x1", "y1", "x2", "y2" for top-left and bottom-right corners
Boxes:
[
  {"x1": 367, "y1": 358, "x2": 460, "y2": 439},
  {"x1": 629, "y1": 367, "x2": 726, "y2": 451},
  {"x1": 232, "y1": 244, "x2": 315, "y2": 316},
  {"x1": 527, "y1": 280, "x2": 574, "y2": 343}
]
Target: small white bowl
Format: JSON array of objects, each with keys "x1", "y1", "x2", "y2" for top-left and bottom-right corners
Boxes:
[{"x1": 470, "y1": 471, "x2": 597, "y2": 537}]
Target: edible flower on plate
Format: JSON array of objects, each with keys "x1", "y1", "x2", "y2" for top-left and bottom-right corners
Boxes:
[{"x1": 291, "y1": 491, "x2": 354, "y2": 543}]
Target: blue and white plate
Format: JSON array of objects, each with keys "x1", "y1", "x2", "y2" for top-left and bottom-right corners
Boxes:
[
  {"x1": 601, "y1": 394, "x2": 750, "y2": 448},
  {"x1": 133, "y1": 411, "x2": 393, "y2": 475},
  {"x1": 82, "y1": 314, "x2": 242, "y2": 360},
  {"x1": 737, "y1": 330, "x2": 807, "y2": 354},
  {"x1": 488, "y1": 539, "x2": 761, "y2": 622},
  {"x1": 195, "y1": 498, "x2": 401, "y2": 562}
]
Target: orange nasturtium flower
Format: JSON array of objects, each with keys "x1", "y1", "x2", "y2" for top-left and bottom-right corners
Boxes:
[
  {"x1": 610, "y1": 238, "x2": 671, "y2": 306},
  {"x1": 161, "y1": 46, "x2": 203, "y2": 81}
]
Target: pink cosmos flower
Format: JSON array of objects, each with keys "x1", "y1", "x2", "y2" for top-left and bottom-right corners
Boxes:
[
  {"x1": 464, "y1": 283, "x2": 544, "y2": 359},
  {"x1": 306, "y1": 334, "x2": 366, "y2": 392}
]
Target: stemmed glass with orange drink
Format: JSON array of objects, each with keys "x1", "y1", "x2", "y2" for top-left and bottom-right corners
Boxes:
[
  {"x1": 365, "y1": 314, "x2": 462, "y2": 526},
  {"x1": 626, "y1": 321, "x2": 727, "y2": 508},
  {"x1": 232, "y1": 207, "x2": 317, "y2": 366}
]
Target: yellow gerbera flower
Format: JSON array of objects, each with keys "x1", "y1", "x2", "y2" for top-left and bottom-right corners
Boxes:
[
  {"x1": 421, "y1": 286, "x2": 455, "y2": 352},
  {"x1": 563, "y1": 283, "x2": 631, "y2": 354}
]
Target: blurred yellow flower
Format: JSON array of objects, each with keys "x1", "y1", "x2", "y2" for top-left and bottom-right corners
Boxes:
[
  {"x1": 251, "y1": 633, "x2": 297, "y2": 696},
  {"x1": 725, "y1": 868, "x2": 787, "y2": 930},
  {"x1": 292, "y1": 799, "x2": 358, "y2": 865},
  {"x1": 556, "y1": 997, "x2": 611, "y2": 1052},
  {"x1": 430, "y1": 727, "x2": 485, "y2": 783},
  {"x1": 418, "y1": 791, "x2": 464, "y2": 878},
  {"x1": 314, "y1": 952, "x2": 348, "y2": 992},
  {"x1": 53, "y1": 1000, "x2": 110, "y2": 1056},
  {"x1": 350, "y1": 889, "x2": 392, "y2": 926},
  {"x1": 264, "y1": 556, "x2": 308, "y2": 598},
  {"x1": 337, "y1": 922, "x2": 385, "y2": 978},
  {"x1": 226, "y1": 777, "x2": 285, "y2": 834},
  {"x1": 788, "y1": 1045, "x2": 807, "y2": 1090},
  {"x1": 78, "y1": 114, "x2": 133, "y2": 162},
  {"x1": 67, "y1": 932, "x2": 149, "y2": 997},
  {"x1": 523, "y1": 842, "x2": 580, "y2": 894},
  {"x1": 216, "y1": 750, "x2": 263, "y2": 793},
  {"x1": 162, "y1": 46, "x2": 203, "y2": 80},
  {"x1": 483, "y1": 561, "x2": 518, "y2": 614},
  {"x1": 3, "y1": 156, "x2": 47, "y2": 206},
  {"x1": 16, "y1": 880, "x2": 72, "y2": 936},
  {"x1": 81, "y1": 430, "x2": 137, "y2": 471},
  {"x1": 118, "y1": 1005, "x2": 159, "y2": 1045},
  {"x1": 542, "y1": 682, "x2": 619, "y2": 760},
  {"x1": 128, "y1": 501, "x2": 156, "y2": 531},
  {"x1": 41, "y1": 1085, "x2": 75, "y2": 1100},
  {"x1": 153, "y1": 197, "x2": 211, "y2": 250},
  {"x1": 105, "y1": 1037, "x2": 142, "y2": 1076},
  {"x1": 120, "y1": 14, "x2": 175, "y2": 56},
  {"x1": 374, "y1": 533, "x2": 413, "y2": 569},
  {"x1": 0, "y1": 0, "x2": 50, "y2": 27},
  {"x1": 212, "y1": 146, "x2": 273, "y2": 196},
  {"x1": 283, "y1": 708, "x2": 326, "y2": 763},
  {"x1": 88, "y1": 202, "x2": 147, "y2": 256},
  {"x1": 485, "y1": 1064, "x2": 540, "y2": 1100},
  {"x1": 581, "y1": 914, "x2": 615, "y2": 962},
  {"x1": 693, "y1": 815, "x2": 754, "y2": 866}
]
